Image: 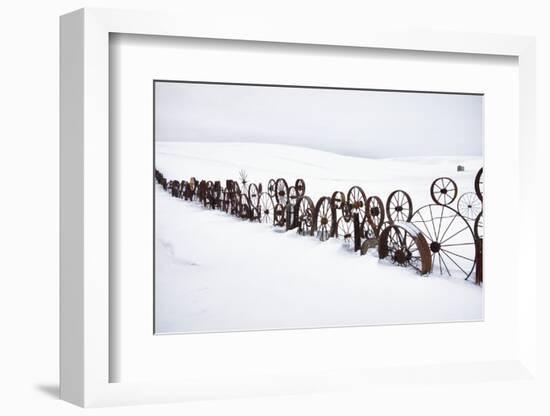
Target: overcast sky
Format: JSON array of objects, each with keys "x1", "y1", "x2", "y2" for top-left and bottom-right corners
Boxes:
[{"x1": 155, "y1": 81, "x2": 482, "y2": 159}]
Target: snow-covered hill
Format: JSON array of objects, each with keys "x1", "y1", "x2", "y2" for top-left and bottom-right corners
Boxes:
[{"x1": 155, "y1": 142, "x2": 483, "y2": 334}]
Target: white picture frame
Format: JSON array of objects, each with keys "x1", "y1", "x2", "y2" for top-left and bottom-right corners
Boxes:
[{"x1": 60, "y1": 8, "x2": 537, "y2": 407}]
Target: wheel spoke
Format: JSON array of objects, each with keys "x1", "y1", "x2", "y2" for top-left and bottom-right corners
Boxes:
[
  {"x1": 440, "y1": 248, "x2": 474, "y2": 262},
  {"x1": 440, "y1": 226, "x2": 469, "y2": 245},
  {"x1": 441, "y1": 250, "x2": 469, "y2": 276}
]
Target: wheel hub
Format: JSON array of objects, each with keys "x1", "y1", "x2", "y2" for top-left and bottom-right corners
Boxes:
[
  {"x1": 395, "y1": 205, "x2": 403, "y2": 212},
  {"x1": 371, "y1": 207, "x2": 380, "y2": 216},
  {"x1": 321, "y1": 217, "x2": 328, "y2": 225},
  {"x1": 430, "y1": 241, "x2": 441, "y2": 252},
  {"x1": 393, "y1": 249, "x2": 408, "y2": 265},
  {"x1": 441, "y1": 188, "x2": 448, "y2": 195}
]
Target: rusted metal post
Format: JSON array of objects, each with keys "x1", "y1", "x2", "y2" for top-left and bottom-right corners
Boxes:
[
  {"x1": 285, "y1": 204, "x2": 298, "y2": 230},
  {"x1": 475, "y1": 238, "x2": 483, "y2": 285},
  {"x1": 353, "y1": 213, "x2": 361, "y2": 252}
]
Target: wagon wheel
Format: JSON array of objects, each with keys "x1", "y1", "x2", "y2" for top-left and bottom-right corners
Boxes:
[
  {"x1": 248, "y1": 183, "x2": 260, "y2": 207},
  {"x1": 205, "y1": 181, "x2": 214, "y2": 206},
  {"x1": 192, "y1": 187, "x2": 199, "y2": 201},
  {"x1": 239, "y1": 194, "x2": 251, "y2": 220},
  {"x1": 378, "y1": 221, "x2": 392, "y2": 238},
  {"x1": 212, "y1": 181, "x2": 222, "y2": 208},
  {"x1": 430, "y1": 177, "x2": 458, "y2": 206},
  {"x1": 474, "y1": 211, "x2": 484, "y2": 240},
  {"x1": 336, "y1": 216, "x2": 354, "y2": 245},
  {"x1": 313, "y1": 196, "x2": 336, "y2": 241},
  {"x1": 274, "y1": 178, "x2": 289, "y2": 205},
  {"x1": 170, "y1": 181, "x2": 180, "y2": 197},
  {"x1": 240, "y1": 204, "x2": 250, "y2": 220},
  {"x1": 202, "y1": 182, "x2": 211, "y2": 207},
  {"x1": 366, "y1": 196, "x2": 385, "y2": 236},
  {"x1": 474, "y1": 168, "x2": 484, "y2": 202},
  {"x1": 346, "y1": 186, "x2": 367, "y2": 224},
  {"x1": 154, "y1": 169, "x2": 163, "y2": 183},
  {"x1": 331, "y1": 191, "x2": 346, "y2": 210},
  {"x1": 241, "y1": 183, "x2": 249, "y2": 198},
  {"x1": 274, "y1": 203, "x2": 286, "y2": 227},
  {"x1": 179, "y1": 180, "x2": 187, "y2": 198},
  {"x1": 198, "y1": 180, "x2": 206, "y2": 203},
  {"x1": 385, "y1": 190, "x2": 413, "y2": 223},
  {"x1": 258, "y1": 192, "x2": 275, "y2": 225},
  {"x1": 410, "y1": 204, "x2": 476, "y2": 279},
  {"x1": 221, "y1": 189, "x2": 230, "y2": 212},
  {"x1": 295, "y1": 196, "x2": 315, "y2": 236},
  {"x1": 378, "y1": 223, "x2": 432, "y2": 275},
  {"x1": 233, "y1": 182, "x2": 241, "y2": 195},
  {"x1": 457, "y1": 192, "x2": 482, "y2": 221},
  {"x1": 179, "y1": 180, "x2": 191, "y2": 198},
  {"x1": 362, "y1": 218, "x2": 377, "y2": 240},
  {"x1": 230, "y1": 191, "x2": 241, "y2": 216},
  {"x1": 267, "y1": 179, "x2": 276, "y2": 198},
  {"x1": 287, "y1": 186, "x2": 298, "y2": 206},
  {"x1": 188, "y1": 177, "x2": 198, "y2": 201},
  {"x1": 250, "y1": 206, "x2": 261, "y2": 222},
  {"x1": 295, "y1": 179, "x2": 306, "y2": 197},
  {"x1": 188, "y1": 177, "x2": 197, "y2": 192},
  {"x1": 207, "y1": 183, "x2": 218, "y2": 209}
]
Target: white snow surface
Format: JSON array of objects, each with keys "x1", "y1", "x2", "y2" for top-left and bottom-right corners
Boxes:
[{"x1": 155, "y1": 142, "x2": 483, "y2": 334}]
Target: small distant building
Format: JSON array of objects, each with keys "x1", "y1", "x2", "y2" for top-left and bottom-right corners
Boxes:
[{"x1": 457, "y1": 165, "x2": 465, "y2": 172}]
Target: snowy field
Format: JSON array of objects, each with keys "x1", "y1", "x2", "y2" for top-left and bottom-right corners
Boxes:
[{"x1": 155, "y1": 142, "x2": 483, "y2": 334}]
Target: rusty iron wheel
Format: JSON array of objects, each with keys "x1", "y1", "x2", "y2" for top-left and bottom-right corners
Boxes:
[
  {"x1": 366, "y1": 195, "x2": 385, "y2": 236},
  {"x1": 239, "y1": 194, "x2": 251, "y2": 219},
  {"x1": 188, "y1": 177, "x2": 197, "y2": 192},
  {"x1": 474, "y1": 168, "x2": 483, "y2": 202},
  {"x1": 295, "y1": 196, "x2": 315, "y2": 236},
  {"x1": 274, "y1": 203, "x2": 286, "y2": 227},
  {"x1": 295, "y1": 178, "x2": 306, "y2": 197},
  {"x1": 180, "y1": 180, "x2": 188, "y2": 198},
  {"x1": 230, "y1": 191, "x2": 241, "y2": 215},
  {"x1": 410, "y1": 204, "x2": 475, "y2": 279},
  {"x1": 378, "y1": 223, "x2": 432, "y2": 275},
  {"x1": 430, "y1": 177, "x2": 458, "y2": 206},
  {"x1": 336, "y1": 216, "x2": 354, "y2": 245},
  {"x1": 385, "y1": 190, "x2": 413, "y2": 223},
  {"x1": 233, "y1": 181, "x2": 241, "y2": 195},
  {"x1": 474, "y1": 211, "x2": 484, "y2": 240},
  {"x1": 275, "y1": 178, "x2": 289, "y2": 205},
  {"x1": 250, "y1": 206, "x2": 261, "y2": 222},
  {"x1": 346, "y1": 186, "x2": 367, "y2": 224},
  {"x1": 248, "y1": 183, "x2": 260, "y2": 207},
  {"x1": 287, "y1": 185, "x2": 298, "y2": 206},
  {"x1": 169, "y1": 180, "x2": 180, "y2": 198},
  {"x1": 361, "y1": 218, "x2": 377, "y2": 240},
  {"x1": 313, "y1": 196, "x2": 336, "y2": 241},
  {"x1": 258, "y1": 192, "x2": 275, "y2": 224},
  {"x1": 267, "y1": 179, "x2": 276, "y2": 198},
  {"x1": 221, "y1": 189, "x2": 230, "y2": 212},
  {"x1": 331, "y1": 191, "x2": 346, "y2": 210},
  {"x1": 457, "y1": 192, "x2": 482, "y2": 221}
]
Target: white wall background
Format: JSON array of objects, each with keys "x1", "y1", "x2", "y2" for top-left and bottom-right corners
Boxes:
[{"x1": 0, "y1": 1, "x2": 548, "y2": 415}]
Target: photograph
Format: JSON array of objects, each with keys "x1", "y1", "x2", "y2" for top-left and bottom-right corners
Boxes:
[{"x1": 153, "y1": 80, "x2": 484, "y2": 334}]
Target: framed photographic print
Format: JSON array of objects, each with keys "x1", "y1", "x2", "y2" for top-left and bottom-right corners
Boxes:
[
  {"x1": 152, "y1": 80, "x2": 484, "y2": 335},
  {"x1": 60, "y1": 8, "x2": 538, "y2": 407}
]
